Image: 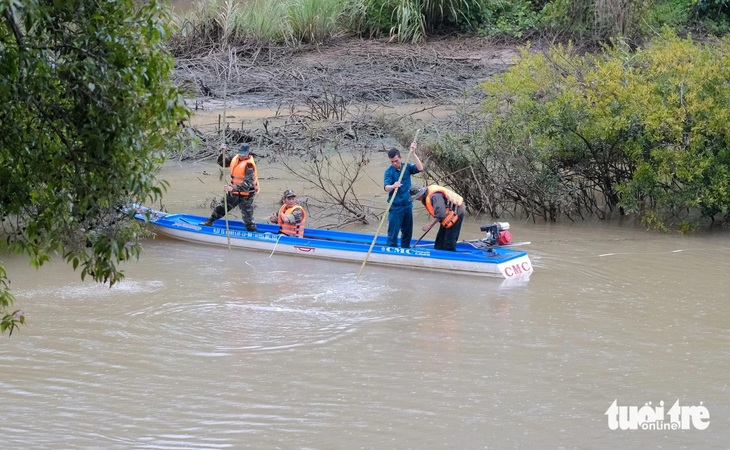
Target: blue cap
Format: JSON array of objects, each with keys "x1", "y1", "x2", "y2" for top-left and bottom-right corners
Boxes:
[{"x1": 238, "y1": 144, "x2": 250, "y2": 155}]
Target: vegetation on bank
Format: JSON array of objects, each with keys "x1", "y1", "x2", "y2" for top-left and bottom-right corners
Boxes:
[
  {"x1": 432, "y1": 31, "x2": 730, "y2": 230},
  {"x1": 170, "y1": 0, "x2": 730, "y2": 49}
]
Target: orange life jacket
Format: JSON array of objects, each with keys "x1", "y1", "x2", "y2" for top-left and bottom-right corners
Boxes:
[
  {"x1": 277, "y1": 204, "x2": 306, "y2": 237},
  {"x1": 229, "y1": 155, "x2": 259, "y2": 196},
  {"x1": 424, "y1": 185, "x2": 464, "y2": 229}
]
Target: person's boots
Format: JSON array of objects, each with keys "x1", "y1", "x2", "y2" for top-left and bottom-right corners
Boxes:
[
  {"x1": 246, "y1": 224, "x2": 258, "y2": 232},
  {"x1": 200, "y1": 217, "x2": 215, "y2": 226}
]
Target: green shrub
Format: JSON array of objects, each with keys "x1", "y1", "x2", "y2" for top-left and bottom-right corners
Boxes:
[
  {"x1": 288, "y1": 0, "x2": 346, "y2": 43},
  {"x1": 235, "y1": 0, "x2": 293, "y2": 44},
  {"x1": 540, "y1": 0, "x2": 655, "y2": 43},
  {"x1": 353, "y1": 0, "x2": 484, "y2": 42},
  {"x1": 430, "y1": 31, "x2": 730, "y2": 228},
  {"x1": 643, "y1": 0, "x2": 691, "y2": 30},
  {"x1": 477, "y1": 0, "x2": 540, "y2": 38}
]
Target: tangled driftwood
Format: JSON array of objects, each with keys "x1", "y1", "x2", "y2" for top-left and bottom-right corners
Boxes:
[{"x1": 173, "y1": 37, "x2": 516, "y2": 107}]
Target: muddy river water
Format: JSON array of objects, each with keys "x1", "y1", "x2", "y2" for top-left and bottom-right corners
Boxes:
[{"x1": 2, "y1": 155, "x2": 730, "y2": 448}]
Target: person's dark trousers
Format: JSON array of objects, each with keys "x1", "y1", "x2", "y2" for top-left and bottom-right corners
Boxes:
[
  {"x1": 237, "y1": 195, "x2": 257, "y2": 230},
  {"x1": 211, "y1": 193, "x2": 257, "y2": 231},
  {"x1": 386, "y1": 203, "x2": 414, "y2": 248},
  {"x1": 211, "y1": 192, "x2": 242, "y2": 219},
  {"x1": 434, "y1": 212, "x2": 464, "y2": 251}
]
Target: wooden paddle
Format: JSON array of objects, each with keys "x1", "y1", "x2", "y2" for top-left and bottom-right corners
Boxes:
[{"x1": 356, "y1": 129, "x2": 420, "y2": 282}]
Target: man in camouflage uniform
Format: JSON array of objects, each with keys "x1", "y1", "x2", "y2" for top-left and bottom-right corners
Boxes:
[{"x1": 201, "y1": 143, "x2": 259, "y2": 231}]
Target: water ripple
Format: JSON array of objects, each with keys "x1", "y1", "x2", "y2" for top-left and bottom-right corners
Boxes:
[{"x1": 122, "y1": 270, "x2": 399, "y2": 355}]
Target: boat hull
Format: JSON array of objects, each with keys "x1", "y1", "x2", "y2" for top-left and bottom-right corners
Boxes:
[{"x1": 135, "y1": 208, "x2": 533, "y2": 279}]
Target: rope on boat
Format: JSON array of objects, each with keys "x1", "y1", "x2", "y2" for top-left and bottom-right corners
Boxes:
[
  {"x1": 268, "y1": 233, "x2": 284, "y2": 257},
  {"x1": 243, "y1": 233, "x2": 285, "y2": 269}
]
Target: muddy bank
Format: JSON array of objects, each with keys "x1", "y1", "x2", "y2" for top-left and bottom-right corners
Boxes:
[
  {"x1": 171, "y1": 37, "x2": 525, "y2": 165},
  {"x1": 175, "y1": 37, "x2": 521, "y2": 110}
]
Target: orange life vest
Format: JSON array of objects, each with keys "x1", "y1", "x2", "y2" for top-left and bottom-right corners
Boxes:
[
  {"x1": 277, "y1": 204, "x2": 307, "y2": 237},
  {"x1": 229, "y1": 155, "x2": 259, "y2": 196},
  {"x1": 424, "y1": 185, "x2": 464, "y2": 229}
]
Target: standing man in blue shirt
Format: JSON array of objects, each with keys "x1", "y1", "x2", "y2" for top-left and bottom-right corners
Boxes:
[{"x1": 383, "y1": 141, "x2": 424, "y2": 248}]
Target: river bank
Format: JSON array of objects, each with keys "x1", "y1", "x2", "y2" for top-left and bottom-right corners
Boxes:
[
  {"x1": 176, "y1": 36, "x2": 523, "y2": 110},
  {"x1": 175, "y1": 36, "x2": 527, "y2": 160}
]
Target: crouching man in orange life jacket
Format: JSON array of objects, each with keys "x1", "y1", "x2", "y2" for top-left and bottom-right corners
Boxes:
[
  {"x1": 409, "y1": 184, "x2": 465, "y2": 251},
  {"x1": 268, "y1": 189, "x2": 307, "y2": 237}
]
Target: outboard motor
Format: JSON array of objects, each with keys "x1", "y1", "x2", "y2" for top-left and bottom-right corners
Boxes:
[{"x1": 480, "y1": 222, "x2": 512, "y2": 246}]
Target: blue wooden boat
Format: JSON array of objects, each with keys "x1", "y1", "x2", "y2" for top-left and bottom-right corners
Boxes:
[{"x1": 134, "y1": 207, "x2": 533, "y2": 279}]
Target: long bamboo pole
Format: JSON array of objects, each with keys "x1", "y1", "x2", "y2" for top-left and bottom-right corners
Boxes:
[
  {"x1": 356, "y1": 129, "x2": 421, "y2": 282},
  {"x1": 221, "y1": 47, "x2": 232, "y2": 250}
]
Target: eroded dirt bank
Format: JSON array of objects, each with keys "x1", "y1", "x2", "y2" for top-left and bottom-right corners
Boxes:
[
  {"x1": 172, "y1": 37, "x2": 526, "y2": 165},
  {"x1": 175, "y1": 37, "x2": 522, "y2": 109}
]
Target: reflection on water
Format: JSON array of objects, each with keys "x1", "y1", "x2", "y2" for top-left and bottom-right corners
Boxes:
[{"x1": 2, "y1": 162, "x2": 730, "y2": 448}]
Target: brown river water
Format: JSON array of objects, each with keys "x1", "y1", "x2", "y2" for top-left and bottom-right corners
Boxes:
[{"x1": 2, "y1": 155, "x2": 730, "y2": 449}]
